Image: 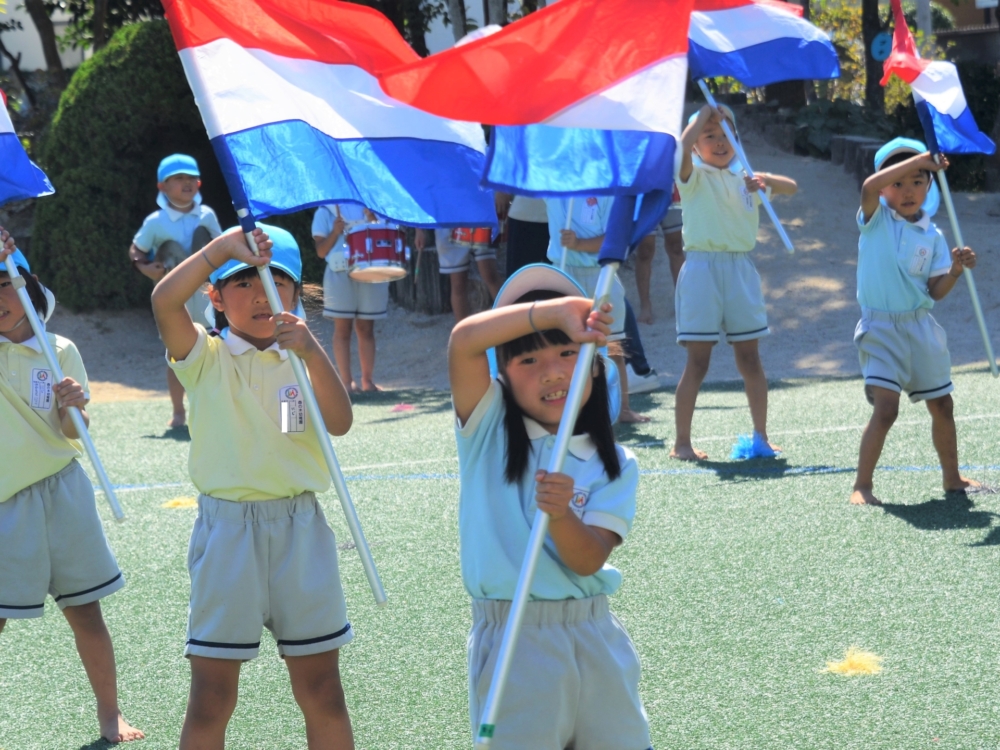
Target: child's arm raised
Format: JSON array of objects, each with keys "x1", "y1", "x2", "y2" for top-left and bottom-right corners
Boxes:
[
  {"x1": 678, "y1": 104, "x2": 719, "y2": 183},
  {"x1": 928, "y1": 246, "x2": 976, "y2": 300},
  {"x1": 273, "y1": 311, "x2": 353, "y2": 436},
  {"x1": 448, "y1": 298, "x2": 612, "y2": 424},
  {"x1": 860, "y1": 152, "x2": 946, "y2": 223},
  {"x1": 151, "y1": 228, "x2": 272, "y2": 362},
  {"x1": 747, "y1": 172, "x2": 798, "y2": 196}
]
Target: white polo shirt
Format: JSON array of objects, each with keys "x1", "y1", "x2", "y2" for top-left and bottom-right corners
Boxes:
[
  {"x1": 456, "y1": 381, "x2": 638, "y2": 601},
  {"x1": 857, "y1": 204, "x2": 952, "y2": 313},
  {"x1": 544, "y1": 196, "x2": 613, "y2": 268},
  {"x1": 132, "y1": 192, "x2": 223, "y2": 258}
]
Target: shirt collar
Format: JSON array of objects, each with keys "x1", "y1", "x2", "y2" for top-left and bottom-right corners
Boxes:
[
  {"x1": 523, "y1": 417, "x2": 599, "y2": 462},
  {"x1": 889, "y1": 207, "x2": 930, "y2": 230},
  {"x1": 0, "y1": 333, "x2": 42, "y2": 352},
  {"x1": 219, "y1": 327, "x2": 288, "y2": 360},
  {"x1": 157, "y1": 191, "x2": 203, "y2": 221}
]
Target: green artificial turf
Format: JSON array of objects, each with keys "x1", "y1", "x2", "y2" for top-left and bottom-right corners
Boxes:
[{"x1": 2, "y1": 367, "x2": 999, "y2": 749}]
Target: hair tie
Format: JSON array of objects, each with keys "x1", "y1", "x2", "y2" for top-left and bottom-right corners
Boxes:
[{"x1": 528, "y1": 301, "x2": 540, "y2": 333}]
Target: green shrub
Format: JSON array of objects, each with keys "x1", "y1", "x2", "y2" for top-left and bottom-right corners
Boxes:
[{"x1": 31, "y1": 20, "x2": 322, "y2": 310}]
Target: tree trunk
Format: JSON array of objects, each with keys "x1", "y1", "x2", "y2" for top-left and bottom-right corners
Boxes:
[
  {"x1": 447, "y1": 0, "x2": 466, "y2": 41},
  {"x1": 861, "y1": 0, "x2": 883, "y2": 109},
  {"x1": 487, "y1": 0, "x2": 506, "y2": 25},
  {"x1": 0, "y1": 37, "x2": 37, "y2": 107},
  {"x1": 93, "y1": 0, "x2": 109, "y2": 50},
  {"x1": 24, "y1": 0, "x2": 63, "y2": 76},
  {"x1": 405, "y1": 0, "x2": 429, "y2": 56}
]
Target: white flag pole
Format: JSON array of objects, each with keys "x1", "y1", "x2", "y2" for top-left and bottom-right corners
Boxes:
[
  {"x1": 3, "y1": 256, "x2": 124, "y2": 520},
  {"x1": 697, "y1": 80, "x2": 795, "y2": 254},
  {"x1": 933, "y1": 158, "x2": 999, "y2": 378},
  {"x1": 559, "y1": 197, "x2": 575, "y2": 271},
  {"x1": 474, "y1": 262, "x2": 617, "y2": 747},
  {"x1": 238, "y1": 210, "x2": 388, "y2": 604}
]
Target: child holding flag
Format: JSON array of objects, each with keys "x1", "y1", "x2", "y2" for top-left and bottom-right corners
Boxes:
[
  {"x1": 0, "y1": 228, "x2": 143, "y2": 744},
  {"x1": 671, "y1": 105, "x2": 797, "y2": 461},
  {"x1": 850, "y1": 139, "x2": 981, "y2": 505}
]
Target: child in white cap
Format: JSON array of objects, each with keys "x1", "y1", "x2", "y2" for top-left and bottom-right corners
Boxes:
[
  {"x1": 151, "y1": 225, "x2": 355, "y2": 748},
  {"x1": 0, "y1": 228, "x2": 143, "y2": 744},
  {"x1": 850, "y1": 138, "x2": 981, "y2": 505},
  {"x1": 129, "y1": 153, "x2": 223, "y2": 428},
  {"x1": 449, "y1": 263, "x2": 651, "y2": 750},
  {"x1": 672, "y1": 105, "x2": 798, "y2": 461}
]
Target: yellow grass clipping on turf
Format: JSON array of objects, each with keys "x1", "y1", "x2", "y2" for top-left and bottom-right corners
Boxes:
[
  {"x1": 162, "y1": 497, "x2": 197, "y2": 509},
  {"x1": 823, "y1": 647, "x2": 883, "y2": 676}
]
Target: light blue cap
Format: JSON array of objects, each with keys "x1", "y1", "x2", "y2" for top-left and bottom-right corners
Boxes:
[
  {"x1": 209, "y1": 224, "x2": 302, "y2": 285},
  {"x1": 687, "y1": 103, "x2": 738, "y2": 137},
  {"x1": 874, "y1": 137, "x2": 940, "y2": 217},
  {"x1": 5, "y1": 248, "x2": 30, "y2": 273},
  {"x1": 157, "y1": 153, "x2": 200, "y2": 182}
]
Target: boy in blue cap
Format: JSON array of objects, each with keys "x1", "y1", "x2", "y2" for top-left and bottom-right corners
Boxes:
[
  {"x1": 129, "y1": 154, "x2": 222, "y2": 428},
  {"x1": 851, "y1": 138, "x2": 981, "y2": 505}
]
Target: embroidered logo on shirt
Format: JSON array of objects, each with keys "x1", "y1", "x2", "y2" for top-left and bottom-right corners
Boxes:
[
  {"x1": 279, "y1": 385, "x2": 305, "y2": 433},
  {"x1": 909, "y1": 246, "x2": 931, "y2": 276},
  {"x1": 570, "y1": 488, "x2": 589, "y2": 516},
  {"x1": 30, "y1": 368, "x2": 53, "y2": 410}
]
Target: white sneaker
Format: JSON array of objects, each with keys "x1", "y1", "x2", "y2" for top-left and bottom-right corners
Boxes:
[{"x1": 626, "y1": 364, "x2": 660, "y2": 394}]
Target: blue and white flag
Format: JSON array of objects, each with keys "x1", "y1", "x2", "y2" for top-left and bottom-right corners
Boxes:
[{"x1": 0, "y1": 90, "x2": 55, "y2": 206}]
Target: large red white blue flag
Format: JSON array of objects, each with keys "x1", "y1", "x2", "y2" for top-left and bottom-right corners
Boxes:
[
  {"x1": 688, "y1": 0, "x2": 840, "y2": 86},
  {"x1": 161, "y1": 0, "x2": 497, "y2": 228},
  {"x1": 0, "y1": 90, "x2": 54, "y2": 206},
  {"x1": 881, "y1": 0, "x2": 995, "y2": 155}
]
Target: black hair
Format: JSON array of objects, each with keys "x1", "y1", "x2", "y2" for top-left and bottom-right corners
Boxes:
[
  {"x1": 880, "y1": 151, "x2": 930, "y2": 178},
  {"x1": 0, "y1": 265, "x2": 49, "y2": 320},
  {"x1": 496, "y1": 289, "x2": 621, "y2": 484},
  {"x1": 207, "y1": 266, "x2": 302, "y2": 335}
]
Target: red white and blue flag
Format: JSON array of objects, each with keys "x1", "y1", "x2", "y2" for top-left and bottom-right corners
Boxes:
[
  {"x1": 881, "y1": 0, "x2": 995, "y2": 155},
  {"x1": 161, "y1": 0, "x2": 497, "y2": 228},
  {"x1": 0, "y1": 89, "x2": 54, "y2": 206},
  {"x1": 688, "y1": 0, "x2": 840, "y2": 86}
]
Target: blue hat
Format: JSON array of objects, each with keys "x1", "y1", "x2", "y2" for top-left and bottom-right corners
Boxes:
[
  {"x1": 2, "y1": 248, "x2": 58, "y2": 323},
  {"x1": 874, "y1": 137, "x2": 940, "y2": 217},
  {"x1": 157, "y1": 153, "x2": 200, "y2": 182},
  {"x1": 687, "y1": 103, "x2": 739, "y2": 138},
  {"x1": 5, "y1": 248, "x2": 31, "y2": 273},
  {"x1": 209, "y1": 224, "x2": 302, "y2": 285}
]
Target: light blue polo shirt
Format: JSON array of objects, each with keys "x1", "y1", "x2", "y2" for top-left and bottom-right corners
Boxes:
[
  {"x1": 456, "y1": 381, "x2": 638, "y2": 601},
  {"x1": 132, "y1": 192, "x2": 222, "y2": 258},
  {"x1": 857, "y1": 204, "x2": 952, "y2": 313},
  {"x1": 544, "y1": 196, "x2": 613, "y2": 268}
]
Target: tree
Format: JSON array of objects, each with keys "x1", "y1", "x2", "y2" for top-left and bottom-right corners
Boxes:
[
  {"x1": 41, "y1": 0, "x2": 163, "y2": 52},
  {"x1": 345, "y1": 0, "x2": 446, "y2": 56},
  {"x1": 24, "y1": 0, "x2": 64, "y2": 78},
  {"x1": 446, "y1": 0, "x2": 466, "y2": 41},
  {"x1": 0, "y1": 19, "x2": 37, "y2": 106},
  {"x1": 861, "y1": 0, "x2": 883, "y2": 108}
]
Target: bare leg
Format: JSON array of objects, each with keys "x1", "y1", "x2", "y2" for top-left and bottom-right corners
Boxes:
[
  {"x1": 732, "y1": 339, "x2": 778, "y2": 450},
  {"x1": 179, "y1": 656, "x2": 241, "y2": 750},
  {"x1": 925, "y1": 395, "x2": 980, "y2": 492},
  {"x1": 332, "y1": 318, "x2": 356, "y2": 392},
  {"x1": 634, "y1": 235, "x2": 655, "y2": 324},
  {"x1": 671, "y1": 341, "x2": 713, "y2": 460},
  {"x1": 0, "y1": 617, "x2": 6, "y2": 635},
  {"x1": 664, "y1": 230, "x2": 685, "y2": 288},
  {"x1": 62, "y1": 601, "x2": 144, "y2": 743},
  {"x1": 355, "y1": 319, "x2": 379, "y2": 392},
  {"x1": 851, "y1": 386, "x2": 900, "y2": 505},
  {"x1": 615, "y1": 354, "x2": 650, "y2": 423},
  {"x1": 167, "y1": 367, "x2": 186, "y2": 428},
  {"x1": 476, "y1": 257, "x2": 503, "y2": 302},
  {"x1": 286, "y1": 650, "x2": 355, "y2": 750},
  {"x1": 449, "y1": 270, "x2": 471, "y2": 322}
]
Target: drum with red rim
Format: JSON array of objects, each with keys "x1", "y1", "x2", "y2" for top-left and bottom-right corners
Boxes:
[
  {"x1": 450, "y1": 227, "x2": 492, "y2": 251},
  {"x1": 346, "y1": 224, "x2": 408, "y2": 282}
]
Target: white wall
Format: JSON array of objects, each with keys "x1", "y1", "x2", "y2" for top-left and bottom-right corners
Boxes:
[{"x1": 0, "y1": 5, "x2": 87, "y2": 73}]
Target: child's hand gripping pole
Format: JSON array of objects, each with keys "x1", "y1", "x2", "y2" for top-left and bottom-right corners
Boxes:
[
  {"x1": 933, "y1": 156, "x2": 999, "y2": 378},
  {"x1": 237, "y1": 209, "x2": 388, "y2": 605},
  {"x1": 475, "y1": 261, "x2": 618, "y2": 747},
  {"x1": 2, "y1": 256, "x2": 125, "y2": 521},
  {"x1": 696, "y1": 80, "x2": 795, "y2": 255}
]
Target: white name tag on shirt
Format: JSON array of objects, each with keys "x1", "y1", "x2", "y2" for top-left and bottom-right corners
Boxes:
[
  {"x1": 909, "y1": 245, "x2": 932, "y2": 275},
  {"x1": 31, "y1": 368, "x2": 54, "y2": 410},
  {"x1": 279, "y1": 385, "x2": 306, "y2": 433},
  {"x1": 583, "y1": 198, "x2": 600, "y2": 225},
  {"x1": 740, "y1": 184, "x2": 755, "y2": 211}
]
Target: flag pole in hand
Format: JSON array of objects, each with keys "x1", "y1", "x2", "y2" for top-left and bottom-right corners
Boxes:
[{"x1": 237, "y1": 209, "x2": 388, "y2": 604}]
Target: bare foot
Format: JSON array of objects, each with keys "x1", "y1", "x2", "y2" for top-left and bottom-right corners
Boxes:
[
  {"x1": 349, "y1": 381, "x2": 359, "y2": 393},
  {"x1": 945, "y1": 476, "x2": 984, "y2": 493},
  {"x1": 619, "y1": 408, "x2": 650, "y2": 424},
  {"x1": 850, "y1": 488, "x2": 883, "y2": 506},
  {"x1": 638, "y1": 306, "x2": 654, "y2": 325},
  {"x1": 167, "y1": 412, "x2": 186, "y2": 428},
  {"x1": 670, "y1": 444, "x2": 708, "y2": 461},
  {"x1": 101, "y1": 712, "x2": 145, "y2": 743},
  {"x1": 360, "y1": 381, "x2": 382, "y2": 393}
]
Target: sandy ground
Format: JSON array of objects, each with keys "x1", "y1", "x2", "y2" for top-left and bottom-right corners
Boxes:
[{"x1": 45, "y1": 134, "x2": 1000, "y2": 404}]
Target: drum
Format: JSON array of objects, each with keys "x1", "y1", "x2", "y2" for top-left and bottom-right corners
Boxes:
[
  {"x1": 346, "y1": 224, "x2": 408, "y2": 282},
  {"x1": 450, "y1": 227, "x2": 492, "y2": 251},
  {"x1": 154, "y1": 241, "x2": 188, "y2": 271}
]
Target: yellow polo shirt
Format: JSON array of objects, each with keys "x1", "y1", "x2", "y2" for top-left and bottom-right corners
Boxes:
[
  {"x1": 0, "y1": 333, "x2": 87, "y2": 501},
  {"x1": 169, "y1": 327, "x2": 331, "y2": 501},
  {"x1": 678, "y1": 164, "x2": 769, "y2": 253}
]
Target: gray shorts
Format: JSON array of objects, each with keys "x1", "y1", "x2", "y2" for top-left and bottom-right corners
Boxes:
[
  {"x1": 854, "y1": 307, "x2": 953, "y2": 403},
  {"x1": 322, "y1": 266, "x2": 389, "y2": 320},
  {"x1": 435, "y1": 229, "x2": 496, "y2": 274},
  {"x1": 469, "y1": 596, "x2": 651, "y2": 750},
  {"x1": 564, "y1": 265, "x2": 627, "y2": 337},
  {"x1": 675, "y1": 251, "x2": 769, "y2": 344},
  {"x1": 185, "y1": 493, "x2": 353, "y2": 660},
  {"x1": 0, "y1": 460, "x2": 123, "y2": 619}
]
